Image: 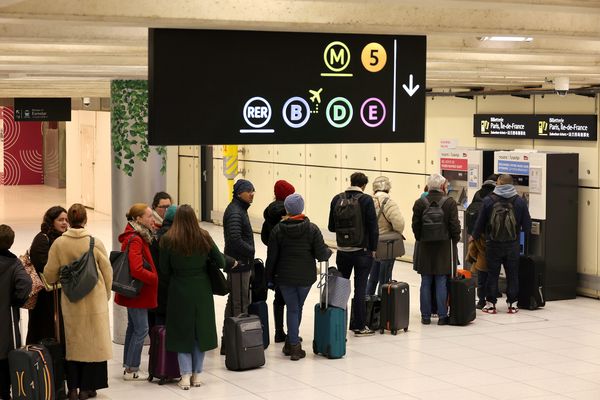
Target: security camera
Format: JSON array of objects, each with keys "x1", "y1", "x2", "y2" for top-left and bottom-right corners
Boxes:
[
  {"x1": 553, "y1": 77, "x2": 569, "y2": 97},
  {"x1": 82, "y1": 97, "x2": 91, "y2": 107}
]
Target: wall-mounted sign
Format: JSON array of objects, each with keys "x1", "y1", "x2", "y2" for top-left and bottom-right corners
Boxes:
[
  {"x1": 14, "y1": 98, "x2": 71, "y2": 121},
  {"x1": 474, "y1": 114, "x2": 597, "y2": 141},
  {"x1": 148, "y1": 29, "x2": 426, "y2": 145}
]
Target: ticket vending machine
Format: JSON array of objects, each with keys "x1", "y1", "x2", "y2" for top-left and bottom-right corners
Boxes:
[
  {"x1": 440, "y1": 149, "x2": 496, "y2": 265},
  {"x1": 494, "y1": 151, "x2": 578, "y2": 301}
]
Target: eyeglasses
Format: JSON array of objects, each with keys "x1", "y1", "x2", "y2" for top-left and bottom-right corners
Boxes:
[{"x1": 156, "y1": 205, "x2": 170, "y2": 209}]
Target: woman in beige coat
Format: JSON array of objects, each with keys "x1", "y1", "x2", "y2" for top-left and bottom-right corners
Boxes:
[{"x1": 43, "y1": 204, "x2": 112, "y2": 400}]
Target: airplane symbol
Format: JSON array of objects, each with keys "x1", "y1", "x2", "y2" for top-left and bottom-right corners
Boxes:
[{"x1": 309, "y1": 88, "x2": 323, "y2": 104}]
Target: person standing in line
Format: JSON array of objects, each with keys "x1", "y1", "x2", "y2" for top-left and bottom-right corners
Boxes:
[
  {"x1": 26, "y1": 206, "x2": 68, "y2": 344},
  {"x1": 261, "y1": 179, "x2": 295, "y2": 343},
  {"x1": 159, "y1": 205, "x2": 224, "y2": 390},
  {"x1": 221, "y1": 179, "x2": 256, "y2": 354},
  {"x1": 367, "y1": 176, "x2": 405, "y2": 296},
  {"x1": 472, "y1": 174, "x2": 531, "y2": 314},
  {"x1": 151, "y1": 191, "x2": 172, "y2": 229},
  {"x1": 114, "y1": 203, "x2": 158, "y2": 381},
  {"x1": 412, "y1": 174, "x2": 461, "y2": 326},
  {"x1": 266, "y1": 194, "x2": 332, "y2": 360},
  {"x1": 0, "y1": 224, "x2": 32, "y2": 400},
  {"x1": 328, "y1": 172, "x2": 379, "y2": 336},
  {"x1": 43, "y1": 204, "x2": 113, "y2": 400}
]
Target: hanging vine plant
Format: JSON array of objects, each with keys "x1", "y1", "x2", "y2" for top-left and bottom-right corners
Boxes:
[{"x1": 111, "y1": 80, "x2": 166, "y2": 176}]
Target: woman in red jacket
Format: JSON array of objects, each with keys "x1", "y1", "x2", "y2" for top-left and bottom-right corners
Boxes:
[{"x1": 114, "y1": 203, "x2": 158, "y2": 381}]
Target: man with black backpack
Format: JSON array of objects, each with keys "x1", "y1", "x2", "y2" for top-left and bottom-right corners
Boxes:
[
  {"x1": 472, "y1": 174, "x2": 531, "y2": 314},
  {"x1": 328, "y1": 172, "x2": 378, "y2": 336},
  {"x1": 412, "y1": 173, "x2": 461, "y2": 326}
]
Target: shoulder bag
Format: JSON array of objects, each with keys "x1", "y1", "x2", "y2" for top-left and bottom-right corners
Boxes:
[
  {"x1": 59, "y1": 237, "x2": 99, "y2": 303},
  {"x1": 375, "y1": 198, "x2": 406, "y2": 260},
  {"x1": 110, "y1": 235, "x2": 148, "y2": 298},
  {"x1": 206, "y1": 253, "x2": 230, "y2": 296}
]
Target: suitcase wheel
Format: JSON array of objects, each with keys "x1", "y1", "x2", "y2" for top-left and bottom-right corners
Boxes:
[
  {"x1": 147, "y1": 374, "x2": 153, "y2": 382},
  {"x1": 379, "y1": 329, "x2": 384, "y2": 334},
  {"x1": 158, "y1": 378, "x2": 169, "y2": 385},
  {"x1": 325, "y1": 344, "x2": 331, "y2": 358},
  {"x1": 403, "y1": 327, "x2": 408, "y2": 332},
  {"x1": 391, "y1": 330, "x2": 397, "y2": 335},
  {"x1": 312, "y1": 341, "x2": 318, "y2": 355}
]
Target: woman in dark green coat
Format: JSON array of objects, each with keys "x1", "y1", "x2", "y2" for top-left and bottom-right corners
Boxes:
[{"x1": 159, "y1": 205, "x2": 224, "y2": 390}]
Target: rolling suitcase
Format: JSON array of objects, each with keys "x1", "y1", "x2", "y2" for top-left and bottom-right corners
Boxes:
[
  {"x1": 517, "y1": 255, "x2": 545, "y2": 310},
  {"x1": 248, "y1": 301, "x2": 270, "y2": 349},
  {"x1": 148, "y1": 325, "x2": 181, "y2": 384},
  {"x1": 448, "y1": 243, "x2": 476, "y2": 326},
  {"x1": 9, "y1": 308, "x2": 55, "y2": 400},
  {"x1": 350, "y1": 295, "x2": 381, "y2": 331},
  {"x1": 313, "y1": 262, "x2": 346, "y2": 359},
  {"x1": 39, "y1": 288, "x2": 66, "y2": 399},
  {"x1": 379, "y1": 281, "x2": 410, "y2": 335},
  {"x1": 224, "y1": 314, "x2": 265, "y2": 371}
]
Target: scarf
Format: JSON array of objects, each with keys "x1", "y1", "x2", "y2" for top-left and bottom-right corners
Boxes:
[
  {"x1": 493, "y1": 184, "x2": 518, "y2": 199},
  {"x1": 129, "y1": 221, "x2": 154, "y2": 244}
]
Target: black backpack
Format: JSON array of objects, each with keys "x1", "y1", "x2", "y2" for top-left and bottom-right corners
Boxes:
[
  {"x1": 465, "y1": 200, "x2": 483, "y2": 236},
  {"x1": 420, "y1": 196, "x2": 450, "y2": 242},
  {"x1": 487, "y1": 194, "x2": 518, "y2": 242},
  {"x1": 333, "y1": 192, "x2": 365, "y2": 247}
]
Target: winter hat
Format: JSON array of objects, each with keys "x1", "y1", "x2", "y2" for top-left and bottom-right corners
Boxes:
[
  {"x1": 274, "y1": 180, "x2": 295, "y2": 201},
  {"x1": 233, "y1": 179, "x2": 255, "y2": 195},
  {"x1": 164, "y1": 205, "x2": 177, "y2": 222},
  {"x1": 284, "y1": 193, "x2": 304, "y2": 216},
  {"x1": 372, "y1": 176, "x2": 391, "y2": 193},
  {"x1": 482, "y1": 179, "x2": 497, "y2": 187}
]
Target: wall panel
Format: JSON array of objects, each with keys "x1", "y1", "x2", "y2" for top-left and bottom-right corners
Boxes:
[
  {"x1": 306, "y1": 144, "x2": 341, "y2": 167},
  {"x1": 274, "y1": 144, "x2": 306, "y2": 164},
  {"x1": 305, "y1": 166, "x2": 342, "y2": 230},
  {"x1": 341, "y1": 144, "x2": 381, "y2": 171},
  {"x1": 244, "y1": 161, "x2": 276, "y2": 220}
]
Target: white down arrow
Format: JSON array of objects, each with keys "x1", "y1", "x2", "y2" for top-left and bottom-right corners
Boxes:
[{"x1": 402, "y1": 74, "x2": 420, "y2": 97}]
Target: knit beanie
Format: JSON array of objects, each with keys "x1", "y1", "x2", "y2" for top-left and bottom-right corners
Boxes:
[
  {"x1": 284, "y1": 193, "x2": 304, "y2": 216},
  {"x1": 164, "y1": 205, "x2": 177, "y2": 222},
  {"x1": 274, "y1": 180, "x2": 295, "y2": 201},
  {"x1": 233, "y1": 179, "x2": 255, "y2": 195}
]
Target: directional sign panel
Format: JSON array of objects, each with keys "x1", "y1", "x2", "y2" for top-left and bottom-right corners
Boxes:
[{"x1": 149, "y1": 29, "x2": 426, "y2": 145}]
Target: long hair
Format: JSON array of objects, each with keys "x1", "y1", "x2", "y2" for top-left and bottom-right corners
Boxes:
[
  {"x1": 41, "y1": 206, "x2": 67, "y2": 233},
  {"x1": 161, "y1": 205, "x2": 212, "y2": 256}
]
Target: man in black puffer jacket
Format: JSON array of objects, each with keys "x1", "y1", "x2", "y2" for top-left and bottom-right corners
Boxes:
[{"x1": 261, "y1": 180, "x2": 296, "y2": 343}]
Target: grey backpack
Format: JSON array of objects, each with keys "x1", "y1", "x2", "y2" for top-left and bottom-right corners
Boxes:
[{"x1": 420, "y1": 197, "x2": 450, "y2": 242}]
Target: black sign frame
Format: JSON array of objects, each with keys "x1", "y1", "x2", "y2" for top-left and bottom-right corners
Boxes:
[{"x1": 13, "y1": 98, "x2": 71, "y2": 121}]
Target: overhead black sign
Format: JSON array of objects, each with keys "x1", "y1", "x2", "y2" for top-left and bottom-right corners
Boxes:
[
  {"x1": 148, "y1": 29, "x2": 426, "y2": 145},
  {"x1": 474, "y1": 114, "x2": 597, "y2": 141},
  {"x1": 14, "y1": 98, "x2": 71, "y2": 121}
]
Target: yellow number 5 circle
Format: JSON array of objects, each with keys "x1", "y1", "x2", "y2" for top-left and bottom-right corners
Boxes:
[{"x1": 361, "y1": 43, "x2": 387, "y2": 73}]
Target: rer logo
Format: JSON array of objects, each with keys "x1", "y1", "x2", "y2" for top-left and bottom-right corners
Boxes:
[
  {"x1": 326, "y1": 97, "x2": 353, "y2": 128},
  {"x1": 321, "y1": 41, "x2": 353, "y2": 77},
  {"x1": 240, "y1": 96, "x2": 274, "y2": 133}
]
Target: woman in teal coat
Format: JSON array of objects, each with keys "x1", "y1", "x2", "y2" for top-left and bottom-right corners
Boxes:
[{"x1": 159, "y1": 205, "x2": 224, "y2": 390}]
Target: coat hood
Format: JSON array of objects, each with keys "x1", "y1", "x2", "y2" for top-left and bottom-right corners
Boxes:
[
  {"x1": 265, "y1": 200, "x2": 286, "y2": 222},
  {"x1": 278, "y1": 217, "x2": 310, "y2": 238}
]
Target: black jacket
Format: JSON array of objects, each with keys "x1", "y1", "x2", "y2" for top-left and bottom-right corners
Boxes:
[
  {"x1": 266, "y1": 217, "x2": 332, "y2": 287},
  {"x1": 412, "y1": 190, "x2": 462, "y2": 275},
  {"x1": 0, "y1": 250, "x2": 32, "y2": 359},
  {"x1": 223, "y1": 197, "x2": 255, "y2": 263},
  {"x1": 472, "y1": 192, "x2": 532, "y2": 241},
  {"x1": 261, "y1": 200, "x2": 286, "y2": 246},
  {"x1": 328, "y1": 189, "x2": 379, "y2": 251}
]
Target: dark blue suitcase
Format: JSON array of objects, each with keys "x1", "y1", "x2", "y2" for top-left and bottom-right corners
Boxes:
[
  {"x1": 313, "y1": 262, "x2": 346, "y2": 359},
  {"x1": 248, "y1": 301, "x2": 270, "y2": 349}
]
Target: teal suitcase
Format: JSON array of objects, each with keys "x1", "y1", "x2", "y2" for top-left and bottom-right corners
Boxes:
[{"x1": 313, "y1": 262, "x2": 346, "y2": 359}]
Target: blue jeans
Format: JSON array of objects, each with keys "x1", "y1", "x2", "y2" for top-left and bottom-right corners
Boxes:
[
  {"x1": 366, "y1": 259, "x2": 394, "y2": 296},
  {"x1": 278, "y1": 285, "x2": 311, "y2": 345},
  {"x1": 123, "y1": 308, "x2": 149, "y2": 371},
  {"x1": 477, "y1": 270, "x2": 488, "y2": 304},
  {"x1": 485, "y1": 241, "x2": 519, "y2": 304},
  {"x1": 177, "y1": 341, "x2": 205, "y2": 375},
  {"x1": 337, "y1": 250, "x2": 373, "y2": 330},
  {"x1": 420, "y1": 274, "x2": 448, "y2": 318}
]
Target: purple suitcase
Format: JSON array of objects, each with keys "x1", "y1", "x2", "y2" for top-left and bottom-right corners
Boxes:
[{"x1": 148, "y1": 325, "x2": 180, "y2": 384}]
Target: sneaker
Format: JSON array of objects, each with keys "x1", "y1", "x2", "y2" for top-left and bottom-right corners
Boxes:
[
  {"x1": 177, "y1": 374, "x2": 191, "y2": 390},
  {"x1": 354, "y1": 327, "x2": 376, "y2": 337},
  {"x1": 437, "y1": 317, "x2": 449, "y2": 326},
  {"x1": 482, "y1": 302, "x2": 497, "y2": 314},
  {"x1": 421, "y1": 317, "x2": 431, "y2": 325},
  {"x1": 476, "y1": 300, "x2": 486, "y2": 310},
  {"x1": 191, "y1": 373, "x2": 203, "y2": 387},
  {"x1": 123, "y1": 370, "x2": 149, "y2": 381},
  {"x1": 507, "y1": 302, "x2": 519, "y2": 314}
]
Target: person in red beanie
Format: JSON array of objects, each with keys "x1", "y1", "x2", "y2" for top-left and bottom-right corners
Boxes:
[{"x1": 261, "y1": 180, "x2": 295, "y2": 343}]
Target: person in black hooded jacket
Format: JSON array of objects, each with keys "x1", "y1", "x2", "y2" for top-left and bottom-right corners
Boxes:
[
  {"x1": 260, "y1": 179, "x2": 295, "y2": 343},
  {"x1": 266, "y1": 194, "x2": 332, "y2": 361}
]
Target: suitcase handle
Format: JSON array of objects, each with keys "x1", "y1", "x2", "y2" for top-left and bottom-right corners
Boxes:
[{"x1": 318, "y1": 261, "x2": 329, "y2": 310}]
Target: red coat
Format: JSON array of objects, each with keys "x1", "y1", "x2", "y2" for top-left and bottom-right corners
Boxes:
[{"x1": 114, "y1": 224, "x2": 158, "y2": 309}]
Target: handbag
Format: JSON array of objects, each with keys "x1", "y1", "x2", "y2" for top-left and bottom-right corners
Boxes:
[
  {"x1": 375, "y1": 197, "x2": 406, "y2": 260},
  {"x1": 110, "y1": 235, "x2": 145, "y2": 298},
  {"x1": 19, "y1": 251, "x2": 44, "y2": 310},
  {"x1": 59, "y1": 237, "x2": 99, "y2": 303},
  {"x1": 318, "y1": 266, "x2": 351, "y2": 310},
  {"x1": 206, "y1": 254, "x2": 230, "y2": 296}
]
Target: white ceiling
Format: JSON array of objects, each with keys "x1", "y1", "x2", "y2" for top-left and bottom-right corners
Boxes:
[{"x1": 0, "y1": 0, "x2": 599, "y2": 97}]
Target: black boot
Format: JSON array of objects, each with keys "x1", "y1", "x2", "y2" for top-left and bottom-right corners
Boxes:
[
  {"x1": 282, "y1": 339, "x2": 291, "y2": 356},
  {"x1": 290, "y1": 343, "x2": 306, "y2": 361},
  {"x1": 274, "y1": 304, "x2": 286, "y2": 343}
]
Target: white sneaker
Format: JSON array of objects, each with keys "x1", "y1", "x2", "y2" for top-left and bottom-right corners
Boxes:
[
  {"x1": 507, "y1": 302, "x2": 519, "y2": 314},
  {"x1": 178, "y1": 374, "x2": 191, "y2": 390},
  {"x1": 123, "y1": 370, "x2": 149, "y2": 381},
  {"x1": 191, "y1": 373, "x2": 203, "y2": 387}
]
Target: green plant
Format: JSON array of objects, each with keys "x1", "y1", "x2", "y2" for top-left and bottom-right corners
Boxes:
[{"x1": 111, "y1": 80, "x2": 166, "y2": 176}]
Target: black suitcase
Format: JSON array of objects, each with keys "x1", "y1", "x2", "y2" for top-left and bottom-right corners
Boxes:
[
  {"x1": 350, "y1": 295, "x2": 381, "y2": 331},
  {"x1": 448, "y1": 276, "x2": 476, "y2": 326},
  {"x1": 9, "y1": 344, "x2": 55, "y2": 400},
  {"x1": 224, "y1": 314, "x2": 265, "y2": 371},
  {"x1": 379, "y1": 281, "x2": 409, "y2": 335},
  {"x1": 248, "y1": 301, "x2": 270, "y2": 349},
  {"x1": 518, "y1": 256, "x2": 545, "y2": 310},
  {"x1": 39, "y1": 289, "x2": 66, "y2": 399}
]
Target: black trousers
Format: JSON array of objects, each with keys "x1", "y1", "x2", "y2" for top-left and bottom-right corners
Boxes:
[
  {"x1": 66, "y1": 361, "x2": 108, "y2": 391},
  {"x1": 0, "y1": 358, "x2": 9, "y2": 400}
]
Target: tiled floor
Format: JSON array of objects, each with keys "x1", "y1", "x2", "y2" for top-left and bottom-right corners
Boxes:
[{"x1": 3, "y1": 184, "x2": 600, "y2": 400}]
